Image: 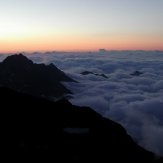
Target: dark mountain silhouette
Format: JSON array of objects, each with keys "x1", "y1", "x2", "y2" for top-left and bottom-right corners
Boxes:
[
  {"x1": 81, "y1": 71, "x2": 108, "y2": 78},
  {"x1": 1, "y1": 87, "x2": 162, "y2": 162},
  {"x1": 0, "y1": 54, "x2": 75, "y2": 98}
]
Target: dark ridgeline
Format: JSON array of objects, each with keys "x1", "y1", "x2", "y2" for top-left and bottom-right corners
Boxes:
[
  {"x1": 1, "y1": 87, "x2": 162, "y2": 163},
  {"x1": 0, "y1": 54, "x2": 75, "y2": 98}
]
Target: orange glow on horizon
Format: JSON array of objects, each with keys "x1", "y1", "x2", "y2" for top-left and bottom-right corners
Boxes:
[{"x1": 0, "y1": 34, "x2": 162, "y2": 53}]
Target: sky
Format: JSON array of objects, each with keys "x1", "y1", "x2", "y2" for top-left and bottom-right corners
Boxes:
[{"x1": 0, "y1": 0, "x2": 162, "y2": 52}]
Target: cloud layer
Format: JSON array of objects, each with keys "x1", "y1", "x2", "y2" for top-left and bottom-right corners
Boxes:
[{"x1": 1, "y1": 50, "x2": 163, "y2": 155}]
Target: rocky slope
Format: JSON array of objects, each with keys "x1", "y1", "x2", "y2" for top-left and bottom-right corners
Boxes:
[{"x1": 1, "y1": 87, "x2": 162, "y2": 162}]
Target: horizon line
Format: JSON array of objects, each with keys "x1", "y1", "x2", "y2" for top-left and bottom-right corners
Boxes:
[{"x1": 0, "y1": 49, "x2": 163, "y2": 54}]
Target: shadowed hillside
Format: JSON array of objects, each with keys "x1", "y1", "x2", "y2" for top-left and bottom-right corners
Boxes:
[{"x1": 1, "y1": 87, "x2": 162, "y2": 162}]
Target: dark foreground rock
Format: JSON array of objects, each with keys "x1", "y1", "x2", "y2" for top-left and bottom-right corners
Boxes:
[
  {"x1": 0, "y1": 54, "x2": 75, "y2": 98},
  {"x1": 1, "y1": 87, "x2": 162, "y2": 162}
]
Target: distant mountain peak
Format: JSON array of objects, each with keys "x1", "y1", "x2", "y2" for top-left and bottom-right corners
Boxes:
[
  {"x1": 130, "y1": 70, "x2": 143, "y2": 76},
  {"x1": 81, "y1": 71, "x2": 108, "y2": 78}
]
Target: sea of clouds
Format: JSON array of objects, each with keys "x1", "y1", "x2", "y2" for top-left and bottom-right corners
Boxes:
[{"x1": 1, "y1": 50, "x2": 163, "y2": 155}]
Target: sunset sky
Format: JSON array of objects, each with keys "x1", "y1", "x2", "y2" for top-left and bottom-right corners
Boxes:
[{"x1": 0, "y1": 0, "x2": 162, "y2": 52}]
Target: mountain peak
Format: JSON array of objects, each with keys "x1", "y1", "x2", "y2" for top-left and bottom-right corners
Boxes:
[
  {"x1": 3, "y1": 54, "x2": 33, "y2": 66},
  {"x1": 0, "y1": 54, "x2": 75, "y2": 98}
]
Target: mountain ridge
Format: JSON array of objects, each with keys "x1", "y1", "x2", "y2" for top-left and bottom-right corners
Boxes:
[
  {"x1": 0, "y1": 54, "x2": 75, "y2": 98},
  {"x1": 1, "y1": 86, "x2": 162, "y2": 162}
]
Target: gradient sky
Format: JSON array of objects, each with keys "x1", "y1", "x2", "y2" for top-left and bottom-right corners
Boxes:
[{"x1": 0, "y1": 0, "x2": 162, "y2": 52}]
